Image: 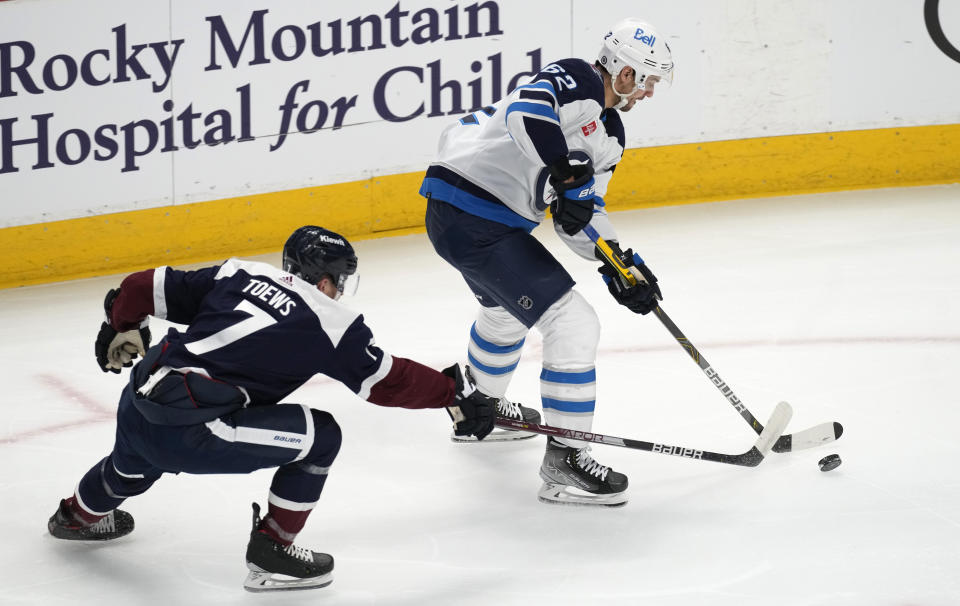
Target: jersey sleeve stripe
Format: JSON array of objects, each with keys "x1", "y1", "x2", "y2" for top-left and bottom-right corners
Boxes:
[
  {"x1": 518, "y1": 89, "x2": 558, "y2": 107},
  {"x1": 504, "y1": 101, "x2": 560, "y2": 125},
  {"x1": 516, "y1": 80, "x2": 558, "y2": 97},
  {"x1": 357, "y1": 352, "x2": 393, "y2": 401},
  {"x1": 153, "y1": 266, "x2": 168, "y2": 320}
]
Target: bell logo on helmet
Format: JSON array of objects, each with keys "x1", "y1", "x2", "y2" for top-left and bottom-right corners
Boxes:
[
  {"x1": 598, "y1": 18, "x2": 674, "y2": 109},
  {"x1": 633, "y1": 28, "x2": 656, "y2": 46}
]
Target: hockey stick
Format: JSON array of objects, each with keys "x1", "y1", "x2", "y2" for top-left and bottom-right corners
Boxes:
[
  {"x1": 495, "y1": 400, "x2": 792, "y2": 467},
  {"x1": 581, "y1": 224, "x2": 842, "y2": 453}
]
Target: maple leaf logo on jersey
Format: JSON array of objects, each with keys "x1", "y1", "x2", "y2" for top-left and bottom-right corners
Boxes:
[{"x1": 581, "y1": 121, "x2": 597, "y2": 136}]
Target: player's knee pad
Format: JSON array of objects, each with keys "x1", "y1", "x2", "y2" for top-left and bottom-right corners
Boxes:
[
  {"x1": 535, "y1": 289, "x2": 600, "y2": 368},
  {"x1": 475, "y1": 305, "x2": 528, "y2": 344},
  {"x1": 299, "y1": 409, "x2": 342, "y2": 469}
]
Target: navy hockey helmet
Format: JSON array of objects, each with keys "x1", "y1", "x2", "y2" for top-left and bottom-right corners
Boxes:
[{"x1": 282, "y1": 226, "x2": 359, "y2": 297}]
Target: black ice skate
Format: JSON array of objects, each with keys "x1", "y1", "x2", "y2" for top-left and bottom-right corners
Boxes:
[
  {"x1": 451, "y1": 396, "x2": 541, "y2": 442},
  {"x1": 538, "y1": 437, "x2": 628, "y2": 507},
  {"x1": 47, "y1": 499, "x2": 135, "y2": 541},
  {"x1": 243, "y1": 502, "x2": 334, "y2": 593}
]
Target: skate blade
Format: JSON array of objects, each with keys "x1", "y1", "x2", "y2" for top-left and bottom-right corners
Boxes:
[
  {"x1": 537, "y1": 482, "x2": 628, "y2": 508},
  {"x1": 451, "y1": 428, "x2": 537, "y2": 443},
  {"x1": 243, "y1": 569, "x2": 333, "y2": 592}
]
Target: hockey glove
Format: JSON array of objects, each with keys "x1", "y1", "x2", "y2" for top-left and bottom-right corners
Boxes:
[
  {"x1": 549, "y1": 161, "x2": 599, "y2": 236},
  {"x1": 95, "y1": 288, "x2": 151, "y2": 373},
  {"x1": 597, "y1": 243, "x2": 663, "y2": 315},
  {"x1": 442, "y1": 364, "x2": 496, "y2": 441}
]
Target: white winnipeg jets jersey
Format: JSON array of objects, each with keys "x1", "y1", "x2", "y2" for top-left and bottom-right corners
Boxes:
[{"x1": 419, "y1": 58, "x2": 625, "y2": 259}]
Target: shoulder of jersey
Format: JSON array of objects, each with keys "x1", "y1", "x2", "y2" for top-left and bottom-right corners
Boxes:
[
  {"x1": 547, "y1": 58, "x2": 605, "y2": 106},
  {"x1": 218, "y1": 258, "x2": 356, "y2": 312}
]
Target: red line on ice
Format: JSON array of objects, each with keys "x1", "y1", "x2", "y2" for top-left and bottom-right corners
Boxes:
[{"x1": 0, "y1": 374, "x2": 113, "y2": 445}]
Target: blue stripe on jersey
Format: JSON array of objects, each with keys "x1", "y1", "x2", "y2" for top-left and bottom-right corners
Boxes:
[
  {"x1": 470, "y1": 323, "x2": 525, "y2": 354},
  {"x1": 468, "y1": 351, "x2": 520, "y2": 376},
  {"x1": 504, "y1": 101, "x2": 559, "y2": 124},
  {"x1": 516, "y1": 81, "x2": 558, "y2": 106},
  {"x1": 420, "y1": 166, "x2": 538, "y2": 232},
  {"x1": 420, "y1": 178, "x2": 537, "y2": 232},
  {"x1": 540, "y1": 368, "x2": 597, "y2": 384},
  {"x1": 541, "y1": 397, "x2": 596, "y2": 413},
  {"x1": 516, "y1": 80, "x2": 558, "y2": 95},
  {"x1": 519, "y1": 89, "x2": 558, "y2": 107}
]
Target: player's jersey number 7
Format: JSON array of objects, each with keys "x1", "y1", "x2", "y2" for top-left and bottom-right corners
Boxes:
[{"x1": 185, "y1": 300, "x2": 277, "y2": 356}]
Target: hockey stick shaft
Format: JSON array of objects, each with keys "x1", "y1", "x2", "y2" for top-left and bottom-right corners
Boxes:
[
  {"x1": 581, "y1": 224, "x2": 842, "y2": 452},
  {"x1": 494, "y1": 400, "x2": 792, "y2": 468},
  {"x1": 651, "y1": 305, "x2": 842, "y2": 452}
]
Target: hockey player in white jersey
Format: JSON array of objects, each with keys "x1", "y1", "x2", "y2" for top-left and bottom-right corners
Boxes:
[{"x1": 421, "y1": 19, "x2": 674, "y2": 506}]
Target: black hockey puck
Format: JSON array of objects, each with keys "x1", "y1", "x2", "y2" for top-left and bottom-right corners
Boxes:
[{"x1": 818, "y1": 454, "x2": 841, "y2": 472}]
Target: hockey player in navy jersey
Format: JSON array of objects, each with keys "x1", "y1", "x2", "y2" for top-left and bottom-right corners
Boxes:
[
  {"x1": 46, "y1": 225, "x2": 497, "y2": 592},
  {"x1": 421, "y1": 19, "x2": 674, "y2": 507}
]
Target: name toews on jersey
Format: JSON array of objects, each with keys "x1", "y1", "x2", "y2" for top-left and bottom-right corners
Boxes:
[{"x1": 152, "y1": 258, "x2": 387, "y2": 406}]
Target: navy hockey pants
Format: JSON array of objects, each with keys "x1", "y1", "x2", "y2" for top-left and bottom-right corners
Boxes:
[
  {"x1": 74, "y1": 382, "x2": 341, "y2": 517},
  {"x1": 425, "y1": 197, "x2": 575, "y2": 327}
]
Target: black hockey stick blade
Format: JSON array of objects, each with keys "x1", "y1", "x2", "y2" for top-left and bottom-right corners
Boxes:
[
  {"x1": 494, "y1": 401, "x2": 793, "y2": 468},
  {"x1": 772, "y1": 421, "x2": 843, "y2": 453}
]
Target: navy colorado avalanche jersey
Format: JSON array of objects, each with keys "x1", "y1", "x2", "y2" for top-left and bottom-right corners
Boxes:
[{"x1": 109, "y1": 258, "x2": 453, "y2": 409}]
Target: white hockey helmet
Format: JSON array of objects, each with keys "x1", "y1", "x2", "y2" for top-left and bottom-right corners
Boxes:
[{"x1": 598, "y1": 19, "x2": 674, "y2": 106}]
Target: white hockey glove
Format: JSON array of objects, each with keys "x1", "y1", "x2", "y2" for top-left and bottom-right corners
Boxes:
[
  {"x1": 442, "y1": 364, "x2": 496, "y2": 440},
  {"x1": 95, "y1": 288, "x2": 151, "y2": 373}
]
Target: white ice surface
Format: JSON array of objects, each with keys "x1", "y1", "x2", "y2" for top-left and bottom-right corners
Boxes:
[{"x1": 2, "y1": 185, "x2": 959, "y2": 605}]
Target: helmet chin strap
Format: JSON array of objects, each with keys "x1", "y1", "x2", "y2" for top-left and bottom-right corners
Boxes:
[{"x1": 612, "y1": 74, "x2": 633, "y2": 109}]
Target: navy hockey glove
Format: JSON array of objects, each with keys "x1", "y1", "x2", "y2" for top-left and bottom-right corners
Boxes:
[
  {"x1": 442, "y1": 364, "x2": 496, "y2": 441},
  {"x1": 549, "y1": 161, "x2": 599, "y2": 236},
  {"x1": 95, "y1": 288, "x2": 151, "y2": 373},
  {"x1": 597, "y1": 243, "x2": 662, "y2": 315}
]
